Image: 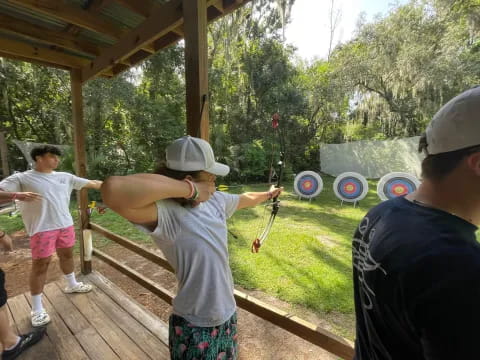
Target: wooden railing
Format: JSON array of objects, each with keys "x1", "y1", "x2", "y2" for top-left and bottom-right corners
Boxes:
[{"x1": 89, "y1": 222, "x2": 355, "y2": 360}]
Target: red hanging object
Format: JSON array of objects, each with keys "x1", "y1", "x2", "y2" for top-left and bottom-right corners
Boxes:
[{"x1": 272, "y1": 113, "x2": 280, "y2": 129}]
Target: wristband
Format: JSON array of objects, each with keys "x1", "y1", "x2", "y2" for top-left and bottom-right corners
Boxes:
[
  {"x1": 267, "y1": 191, "x2": 273, "y2": 200},
  {"x1": 11, "y1": 192, "x2": 17, "y2": 200},
  {"x1": 183, "y1": 179, "x2": 195, "y2": 199},
  {"x1": 183, "y1": 179, "x2": 199, "y2": 201},
  {"x1": 189, "y1": 187, "x2": 200, "y2": 201}
]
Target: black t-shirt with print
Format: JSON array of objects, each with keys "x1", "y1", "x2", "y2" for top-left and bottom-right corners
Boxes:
[{"x1": 352, "y1": 196, "x2": 480, "y2": 360}]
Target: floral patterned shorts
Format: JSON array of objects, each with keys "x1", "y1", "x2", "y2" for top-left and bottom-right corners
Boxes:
[
  {"x1": 30, "y1": 226, "x2": 76, "y2": 259},
  {"x1": 169, "y1": 312, "x2": 238, "y2": 360}
]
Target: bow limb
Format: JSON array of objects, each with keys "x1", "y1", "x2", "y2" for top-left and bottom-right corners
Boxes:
[
  {"x1": 251, "y1": 211, "x2": 277, "y2": 253},
  {"x1": 251, "y1": 113, "x2": 286, "y2": 253}
]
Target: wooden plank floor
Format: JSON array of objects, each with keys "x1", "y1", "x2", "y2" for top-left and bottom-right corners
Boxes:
[{"x1": 6, "y1": 271, "x2": 170, "y2": 360}]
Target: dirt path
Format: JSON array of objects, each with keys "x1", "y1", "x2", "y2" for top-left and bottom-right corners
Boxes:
[{"x1": 1, "y1": 232, "x2": 352, "y2": 360}]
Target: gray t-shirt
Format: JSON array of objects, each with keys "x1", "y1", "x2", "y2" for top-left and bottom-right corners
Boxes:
[
  {"x1": 138, "y1": 191, "x2": 240, "y2": 327},
  {"x1": 0, "y1": 170, "x2": 89, "y2": 235}
]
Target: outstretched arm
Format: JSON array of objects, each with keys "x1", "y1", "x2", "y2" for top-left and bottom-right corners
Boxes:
[
  {"x1": 83, "y1": 180, "x2": 103, "y2": 190},
  {"x1": 0, "y1": 190, "x2": 42, "y2": 204},
  {"x1": 237, "y1": 186, "x2": 283, "y2": 210}
]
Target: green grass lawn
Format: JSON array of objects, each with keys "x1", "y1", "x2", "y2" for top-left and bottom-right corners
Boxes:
[
  {"x1": 226, "y1": 176, "x2": 379, "y2": 317},
  {"x1": 0, "y1": 175, "x2": 383, "y2": 338}
]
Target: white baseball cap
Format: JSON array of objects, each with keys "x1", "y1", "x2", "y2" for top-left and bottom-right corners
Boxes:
[
  {"x1": 425, "y1": 86, "x2": 480, "y2": 155},
  {"x1": 165, "y1": 136, "x2": 230, "y2": 176}
]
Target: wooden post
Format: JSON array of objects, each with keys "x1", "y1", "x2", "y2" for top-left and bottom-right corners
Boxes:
[
  {"x1": 71, "y1": 69, "x2": 91, "y2": 274},
  {"x1": 183, "y1": 0, "x2": 209, "y2": 140},
  {"x1": 0, "y1": 132, "x2": 9, "y2": 178}
]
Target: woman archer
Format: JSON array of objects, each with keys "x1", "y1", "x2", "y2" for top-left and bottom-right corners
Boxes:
[{"x1": 101, "y1": 135, "x2": 282, "y2": 360}]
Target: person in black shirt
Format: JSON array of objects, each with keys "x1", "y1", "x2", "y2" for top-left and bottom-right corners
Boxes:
[{"x1": 353, "y1": 86, "x2": 480, "y2": 360}]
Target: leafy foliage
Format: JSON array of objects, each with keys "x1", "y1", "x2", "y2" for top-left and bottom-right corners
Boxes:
[{"x1": 0, "y1": 0, "x2": 479, "y2": 181}]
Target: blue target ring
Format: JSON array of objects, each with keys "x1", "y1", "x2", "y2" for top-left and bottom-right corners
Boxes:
[
  {"x1": 338, "y1": 177, "x2": 363, "y2": 199},
  {"x1": 333, "y1": 172, "x2": 369, "y2": 203},
  {"x1": 294, "y1": 171, "x2": 323, "y2": 199},
  {"x1": 299, "y1": 175, "x2": 318, "y2": 195},
  {"x1": 377, "y1": 173, "x2": 420, "y2": 201},
  {"x1": 384, "y1": 179, "x2": 415, "y2": 198}
]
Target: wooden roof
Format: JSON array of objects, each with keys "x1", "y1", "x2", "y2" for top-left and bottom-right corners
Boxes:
[{"x1": 0, "y1": 0, "x2": 249, "y2": 83}]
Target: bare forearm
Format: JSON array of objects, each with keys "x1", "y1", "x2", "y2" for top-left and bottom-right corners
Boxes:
[
  {"x1": 101, "y1": 174, "x2": 190, "y2": 210},
  {"x1": 0, "y1": 190, "x2": 14, "y2": 204},
  {"x1": 0, "y1": 189, "x2": 42, "y2": 203},
  {"x1": 238, "y1": 192, "x2": 271, "y2": 210},
  {"x1": 84, "y1": 180, "x2": 103, "y2": 190}
]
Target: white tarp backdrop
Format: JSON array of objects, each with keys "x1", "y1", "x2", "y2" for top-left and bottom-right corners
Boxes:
[{"x1": 319, "y1": 136, "x2": 424, "y2": 179}]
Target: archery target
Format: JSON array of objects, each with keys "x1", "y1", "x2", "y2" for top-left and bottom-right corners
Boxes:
[
  {"x1": 333, "y1": 172, "x2": 369, "y2": 203},
  {"x1": 377, "y1": 172, "x2": 420, "y2": 201},
  {"x1": 294, "y1": 171, "x2": 323, "y2": 199}
]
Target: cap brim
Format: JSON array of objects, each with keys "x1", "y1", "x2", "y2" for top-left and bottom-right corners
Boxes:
[{"x1": 205, "y1": 162, "x2": 230, "y2": 176}]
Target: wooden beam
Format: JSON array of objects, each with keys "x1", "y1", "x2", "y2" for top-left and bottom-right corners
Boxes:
[
  {"x1": 153, "y1": 32, "x2": 182, "y2": 51},
  {"x1": 8, "y1": 0, "x2": 125, "y2": 39},
  {"x1": 80, "y1": 0, "x2": 183, "y2": 82},
  {"x1": 141, "y1": 45, "x2": 156, "y2": 54},
  {"x1": 90, "y1": 223, "x2": 174, "y2": 272},
  {"x1": 222, "y1": 0, "x2": 251, "y2": 13},
  {"x1": 183, "y1": 0, "x2": 209, "y2": 140},
  {"x1": 115, "y1": 0, "x2": 157, "y2": 18},
  {"x1": 0, "y1": 132, "x2": 10, "y2": 178},
  {"x1": 208, "y1": 0, "x2": 224, "y2": 13},
  {"x1": 71, "y1": 69, "x2": 91, "y2": 274},
  {"x1": 92, "y1": 249, "x2": 174, "y2": 305},
  {"x1": 0, "y1": 51, "x2": 70, "y2": 70},
  {"x1": 108, "y1": 34, "x2": 180, "y2": 78},
  {"x1": 89, "y1": 0, "x2": 115, "y2": 13},
  {"x1": 0, "y1": 14, "x2": 100, "y2": 57},
  {"x1": 234, "y1": 292, "x2": 354, "y2": 359},
  {"x1": 124, "y1": 50, "x2": 151, "y2": 68},
  {"x1": 171, "y1": 25, "x2": 184, "y2": 36},
  {"x1": 0, "y1": 38, "x2": 89, "y2": 69},
  {"x1": 207, "y1": 5, "x2": 223, "y2": 21}
]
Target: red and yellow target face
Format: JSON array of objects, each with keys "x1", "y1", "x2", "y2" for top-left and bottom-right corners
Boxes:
[
  {"x1": 333, "y1": 172, "x2": 369, "y2": 202},
  {"x1": 294, "y1": 171, "x2": 323, "y2": 198},
  {"x1": 377, "y1": 173, "x2": 420, "y2": 201},
  {"x1": 303, "y1": 180, "x2": 313, "y2": 190},
  {"x1": 344, "y1": 182, "x2": 356, "y2": 194},
  {"x1": 392, "y1": 184, "x2": 408, "y2": 196}
]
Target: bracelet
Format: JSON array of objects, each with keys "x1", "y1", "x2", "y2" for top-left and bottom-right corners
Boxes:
[
  {"x1": 183, "y1": 180, "x2": 199, "y2": 201},
  {"x1": 267, "y1": 191, "x2": 273, "y2": 200},
  {"x1": 11, "y1": 192, "x2": 17, "y2": 200},
  {"x1": 189, "y1": 187, "x2": 200, "y2": 201},
  {"x1": 183, "y1": 179, "x2": 195, "y2": 199}
]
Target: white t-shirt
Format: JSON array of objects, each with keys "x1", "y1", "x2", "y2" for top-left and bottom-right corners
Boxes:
[
  {"x1": 0, "y1": 170, "x2": 89, "y2": 236},
  {"x1": 138, "y1": 191, "x2": 240, "y2": 327}
]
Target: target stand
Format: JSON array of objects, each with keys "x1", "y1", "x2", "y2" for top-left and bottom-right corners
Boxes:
[
  {"x1": 377, "y1": 172, "x2": 420, "y2": 201},
  {"x1": 333, "y1": 172, "x2": 369, "y2": 208},
  {"x1": 294, "y1": 171, "x2": 323, "y2": 201}
]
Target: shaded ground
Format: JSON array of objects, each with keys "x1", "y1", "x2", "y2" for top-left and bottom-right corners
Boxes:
[{"x1": 2, "y1": 231, "x2": 351, "y2": 360}]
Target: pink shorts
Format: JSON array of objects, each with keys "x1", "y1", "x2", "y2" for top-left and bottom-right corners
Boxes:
[{"x1": 30, "y1": 226, "x2": 76, "y2": 259}]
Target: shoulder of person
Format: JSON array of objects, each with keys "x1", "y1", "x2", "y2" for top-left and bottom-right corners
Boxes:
[
  {"x1": 3, "y1": 171, "x2": 29, "y2": 182},
  {"x1": 414, "y1": 242, "x2": 480, "y2": 277},
  {"x1": 211, "y1": 191, "x2": 229, "y2": 204}
]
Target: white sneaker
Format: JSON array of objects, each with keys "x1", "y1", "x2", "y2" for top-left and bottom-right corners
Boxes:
[
  {"x1": 64, "y1": 282, "x2": 93, "y2": 294},
  {"x1": 31, "y1": 309, "x2": 50, "y2": 327}
]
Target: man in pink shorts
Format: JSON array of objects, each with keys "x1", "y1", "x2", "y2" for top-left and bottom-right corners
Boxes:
[{"x1": 0, "y1": 145, "x2": 102, "y2": 327}]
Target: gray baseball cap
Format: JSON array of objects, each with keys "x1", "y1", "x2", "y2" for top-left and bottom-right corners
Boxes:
[
  {"x1": 165, "y1": 136, "x2": 230, "y2": 176},
  {"x1": 425, "y1": 86, "x2": 480, "y2": 155}
]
